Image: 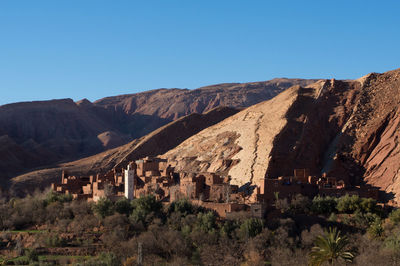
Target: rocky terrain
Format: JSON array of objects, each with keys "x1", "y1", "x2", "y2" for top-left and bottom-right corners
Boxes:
[
  {"x1": 5, "y1": 69, "x2": 400, "y2": 202},
  {"x1": 0, "y1": 78, "x2": 315, "y2": 184},
  {"x1": 163, "y1": 82, "x2": 326, "y2": 189},
  {"x1": 94, "y1": 78, "x2": 316, "y2": 121},
  {"x1": 10, "y1": 106, "x2": 239, "y2": 192},
  {"x1": 164, "y1": 69, "x2": 400, "y2": 202}
]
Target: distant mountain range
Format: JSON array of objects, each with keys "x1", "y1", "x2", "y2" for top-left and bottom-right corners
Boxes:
[
  {"x1": 0, "y1": 78, "x2": 316, "y2": 185},
  {"x1": 6, "y1": 69, "x2": 400, "y2": 204}
]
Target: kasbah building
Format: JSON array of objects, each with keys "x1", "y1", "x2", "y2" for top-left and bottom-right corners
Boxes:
[{"x1": 52, "y1": 157, "x2": 380, "y2": 218}]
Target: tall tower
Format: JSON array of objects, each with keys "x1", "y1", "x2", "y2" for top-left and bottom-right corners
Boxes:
[{"x1": 124, "y1": 164, "x2": 135, "y2": 200}]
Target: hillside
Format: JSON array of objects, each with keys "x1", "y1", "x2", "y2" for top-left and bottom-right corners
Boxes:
[
  {"x1": 10, "y1": 106, "x2": 239, "y2": 191},
  {"x1": 0, "y1": 78, "x2": 315, "y2": 183},
  {"x1": 163, "y1": 69, "x2": 400, "y2": 202},
  {"x1": 94, "y1": 78, "x2": 316, "y2": 120},
  {"x1": 163, "y1": 82, "x2": 326, "y2": 189},
  {"x1": 8, "y1": 69, "x2": 400, "y2": 201}
]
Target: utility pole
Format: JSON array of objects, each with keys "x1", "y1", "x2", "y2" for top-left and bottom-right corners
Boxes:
[{"x1": 137, "y1": 242, "x2": 143, "y2": 266}]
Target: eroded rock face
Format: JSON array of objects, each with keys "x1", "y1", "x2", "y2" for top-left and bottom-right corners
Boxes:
[
  {"x1": 11, "y1": 106, "x2": 240, "y2": 191},
  {"x1": 94, "y1": 78, "x2": 317, "y2": 120},
  {"x1": 0, "y1": 78, "x2": 316, "y2": 182},
  {"x1": 8, "y1": 70, "x2": 400, "y2": 201},
  {"x1": 342, "y1": 70, "x2": 400, "y2": 200},
  {"x1": 163, "y1": 69, "x2": 400, "y2": 201},
  {"x1": 163, "y1": 84, "x2": 314, "y2": 188}
]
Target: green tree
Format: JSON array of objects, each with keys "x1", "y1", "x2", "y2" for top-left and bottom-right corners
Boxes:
[
  {"x1": 44, "y1": 191, "x2": 72, "y2": 206},
  {"x1": 130, "y1": 195, "x2": 162, "y2": 225},
  {"x1": 114, "y1": 198, "x2": 132, "y2": 216},
  {"x1": 311, "y1": 196, "x2": 337, "y2": 215},
  {"x1": 93, "y1": 197, "x2": 114, "y2": 218},
  {"x1": 336, "y1": 194, "x2": 360, "y2": 213},
  {"x1": 359, "y1": 197, "x2": 377, "y2": 213},
  {"x1": 239, "y1": 218, "x2": 263, "y2": 239},
  {"x1": 195, "y1": 211, "x2": 217, "y2": 233},
  {"x1": 168, "y1": 198, "x2": 195, "y2": 215},
  {"x1": 308, "y1": 227, "x2": 354, "y2": 266}
]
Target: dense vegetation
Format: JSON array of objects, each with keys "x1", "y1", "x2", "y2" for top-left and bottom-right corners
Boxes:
[{"x1": 0, "y1": 190, "x2": 400, "y2": 265}]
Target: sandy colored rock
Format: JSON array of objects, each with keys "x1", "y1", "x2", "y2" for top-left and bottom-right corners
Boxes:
[{"x1": 0, "y1": 78, "x2": 315, "y2": 183}]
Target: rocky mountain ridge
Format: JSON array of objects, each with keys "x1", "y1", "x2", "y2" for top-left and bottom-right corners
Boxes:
[
  {"x1": 6, "y1": 69, "x2": 400, "y2": 202},
  {"x1": 10, "y1": 106, "x2": 239, "y2": 191},
  {"x1": 163, "y1": 69, "x2": 400, "y2": 202},
  {"x1": 0, "y1": 78, "x2": 316, "y2": 184}
]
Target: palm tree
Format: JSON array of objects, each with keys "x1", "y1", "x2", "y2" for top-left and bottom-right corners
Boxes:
[{"x1": 308, "y1": 227, "x2": 354, "y2": 266}]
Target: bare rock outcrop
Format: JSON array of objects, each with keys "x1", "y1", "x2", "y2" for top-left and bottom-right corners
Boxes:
[
  {"x1": 0, "y1": 78, "x2": 315, "y2": 182},
  {"x1": 163, "y1": 83, "x2": 325, "y2": 189},
  {"x1": 163, "y1": 69, "x2": 400, "y2": 202},
  {"x1": 8, "y1": 69, "x2": 400, "y2": 201},
  {"x1": 10, "y1": 106, "x2": 239, "y2": 191}
]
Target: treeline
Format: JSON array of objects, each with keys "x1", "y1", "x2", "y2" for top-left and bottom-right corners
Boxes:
[{"x1": 1, "y1": 191, "x2": 400, "y2": 265}]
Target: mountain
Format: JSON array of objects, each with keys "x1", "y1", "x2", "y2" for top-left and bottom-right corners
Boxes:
[
  {"x1": 10, "y1": 106, "x2": 239, "y2": 192},
  {"x1": 94, "y1": 78, "x2": 316, "y2": 120},
  {"x1": 0, "y1": 78, "x2": 316, "y2": 183},
  {"x1": 163, "y1": 69, "x2": 400, "y2": 202},
  {"x1": 8, "y1": 69, "x2": 400, "y2": 202}
]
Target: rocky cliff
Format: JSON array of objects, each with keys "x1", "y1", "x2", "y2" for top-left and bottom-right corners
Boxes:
[
  {"x1": 10, "y1": 106, "x2": 239, "y2": 191},
  {"x1": 0, "y1": 78, "x2": 316, "y2": 182},
  {"x1": 7, "y1": 69, "x2": 400, "y2": 201},
  {"x1": 163, "y1": 69, "x2": 400, "y2": 202}
]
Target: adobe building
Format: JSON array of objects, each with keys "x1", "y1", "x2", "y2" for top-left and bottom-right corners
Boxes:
[
  {"x1": 260, "y1": 169, "x2": 380, "y2": 206},
  {"x1": 52, "y1": 162, "x2": 380, "y2": 218},
  {"x1": 51, "y1": 169, "x2": 124, "y2": 201}
]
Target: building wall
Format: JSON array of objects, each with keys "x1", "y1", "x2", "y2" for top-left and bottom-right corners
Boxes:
[{"x1": 124, "y1": 167, "x2": 135, "y2": 200}]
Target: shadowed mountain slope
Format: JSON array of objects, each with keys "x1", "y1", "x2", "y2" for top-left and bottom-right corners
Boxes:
[
  {"x1": 0, "y1": 78, "x2": 316, "y2": 183},
  {"x1": 10, "y1": 107, "x2": 239, "y2": 191},
  {"x1": 163, "y1": 69, "x2": 400, "y2": 201},
  {"x1": 8, "y1": 69, "x2": 400, "y2": 201}
]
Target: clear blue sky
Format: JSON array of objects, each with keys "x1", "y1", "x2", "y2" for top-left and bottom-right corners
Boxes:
[{"x1": 1, "y1": 0, "x2": 399, "y2": 105}]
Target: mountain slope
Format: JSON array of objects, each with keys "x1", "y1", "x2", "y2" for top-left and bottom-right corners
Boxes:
[
  {"x1": 10, "y1": 106, "x2": 239, "y2": 191},
  {"x1": 163, "y1": 82, "x2": 326, "y2": 188},
  {"x1": 0, "y1": 78, "x2": 316, "y2": 181},
  {"x1": 8, "y1": 69, "x2": 400, "y2": 201},
  {"x1": 94, "y1": 78, "x2": 317, "y2": 120},
  {"x1": 163, "y1": 69, "x2": 400, "y2": 202}
]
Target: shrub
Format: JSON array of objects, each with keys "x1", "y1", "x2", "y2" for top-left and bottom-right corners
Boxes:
[
  {"x1": 275, "y1": 198, "x2": 290, "y2": 213},
  {"x1": 352, "y1": 211, "x2": 380, "y2": 228},
  {"x1": 311, "y1": 196, "x2": 337, "y2": 215},
  {"x1": 103, "y1": 213, "x2": 129, "y2": 240},
  {"x1": 45, "y1": 201, "x2": 73, "y2": 224},
  {"x1": 239, "y1": 218, "x2": 263, "y2": 239},
  {"x1": 290, "y1": 194, "x2": 311, "y2": 214},
  {"x1": 336, "y1": 194, "x2": 361, "y2": 213},
  {"x1": 114, "y1": 198, "x2": 132, "y2": 216},
  {"x1": 24, "y1": 248, "x2": 39, "y2": 262},
  {"x1": 93, "y1": 197, "x2": 114, "y2": 218},
  {"x1": 43, "y1": 234, "x2": 68, "y2": 247},
  {"x1": 195, "y1": 211, "x2": 217, "y2": 233},
  {"x1": 384, "y1": 231, "x2": 400, "y2": 251},
  {"x1": 301, "y1": 224, "x2": 324, "y2": 247},
  {"x1": 168, "y1": 199, "x2": 195, "y2": 215},
  {"x1": 130, "y1": 195, "x2": 162, "y2": 225},
  {"x1": 82, "y1": 252, "x2": 120, "y2": 266},
  {"x1": 69, "y1": 200, "x2": 93, "y2": 216},
  {"x1": 220, "y1": 220, "x2": 239, "y2": 238},
  {"x1": 359, "y1": 197, "x2": 377, "y2": 213},
  {"x1": 44, "y1": 191, "x2": 72, "y2": 206},
  {"x1": 368, "y1": 219, "x2": 384, "y2": 239},
  {"x1": 389, "y1": 209, "x2": 400, "y2": 225},
  {"x1": 327, "y1": 212, "x2": 337, "y2": 222}
]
